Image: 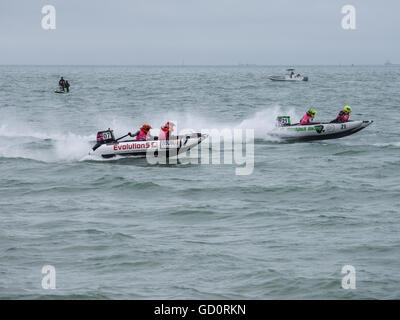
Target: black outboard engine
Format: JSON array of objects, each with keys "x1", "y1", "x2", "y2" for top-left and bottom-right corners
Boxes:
[{"x1": 92, "y1": 129, "x2": 116, "y2": 151}]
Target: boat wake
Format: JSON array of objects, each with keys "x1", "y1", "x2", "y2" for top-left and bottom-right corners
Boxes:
[
  {"x1": 0, "y1": 106, "x2": 310, "y2": 163},
  {"x1": 0, "y1": 122, "x2": 93, "y2": 162}
]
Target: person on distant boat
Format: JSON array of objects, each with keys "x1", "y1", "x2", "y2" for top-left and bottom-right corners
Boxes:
[
  {"x1": 290, "y1": 71, "x2": 295, "y2": 78},
  {"x1": 300, "y1": 109, "x2": 316, "y2": 125},
  {"x1": 158, "y1": 121, "x2": 176, "y2": 140},
  {"x1": 129, "y1": 124, "x2": 153, "y2": 141},
  {"x1": 59, "y1": 77, "x2": 65, "y2": 90},
  {"x1": 64, "y1": 80, "x2": 70, "y2": 93},
  {"x1": 331, "y1": 105, "x2": 351, "y2": 123}
]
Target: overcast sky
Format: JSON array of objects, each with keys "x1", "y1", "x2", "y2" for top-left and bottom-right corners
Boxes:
[{"x1": 0, "y1": 0, "x2": 399, "y2": 65}]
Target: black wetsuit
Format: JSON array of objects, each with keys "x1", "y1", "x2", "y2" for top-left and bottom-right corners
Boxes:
[
  {"x1": 65, "y1": 81, "x2": 70, "y2": 92},
  {"x1": 59, "y1": 79, "x2": 65, "y2": 90}
]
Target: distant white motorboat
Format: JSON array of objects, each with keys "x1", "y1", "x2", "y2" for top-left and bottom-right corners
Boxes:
[{"x1": 268, "y1": 68, "x2": 308, "y2": 82}]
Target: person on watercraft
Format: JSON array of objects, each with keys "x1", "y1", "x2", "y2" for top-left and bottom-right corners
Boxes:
[
  {"x1": 64, "y1": 80, "x2": 70, "y2": 93},
  {"x1": 59, "y1": 77, "x2": 65, "y2": 90},
  {"x1": 290, "y1": 71, "x2": 295, "y2": 78},
  {"x1": 300, "y1": 109, "x2": 317, "y2": 125},
  {"x1": 331, "y1": 105, "x2": 351, "y2": 123},
  {"x1": 129, "y1": 124, "x2": 153, "y2": 141},
  {"x1": 158, "y1": 121, "x2": 176, "y2": 140},
  {"x1": 165, "y1": 121, "x2": 175, "y2": 129}
]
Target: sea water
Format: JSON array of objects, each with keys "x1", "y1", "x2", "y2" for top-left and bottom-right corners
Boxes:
[{"x1": 0, "y1": 65, "x2": 399, "y2": 299}]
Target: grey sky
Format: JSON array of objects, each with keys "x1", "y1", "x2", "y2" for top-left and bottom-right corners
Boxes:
[{"x1": 0, "y1": 0, "x2": 399, "y2": 65}]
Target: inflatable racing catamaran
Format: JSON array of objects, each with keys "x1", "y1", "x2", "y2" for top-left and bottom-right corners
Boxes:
[
  {"x1": 89, "y1": 129, "x2": 208, "y2": 158},
  {"x1": 271, "y1": 116, "x2": 373, "y2": 142}
]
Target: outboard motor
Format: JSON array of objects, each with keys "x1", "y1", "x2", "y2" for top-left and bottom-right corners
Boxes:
[
  {"x1": 276, "y1": 116, "x2": 291, "y2": 127},
  {"x1": 92, "y1": 129, "x2": 116, "y2": 151}
]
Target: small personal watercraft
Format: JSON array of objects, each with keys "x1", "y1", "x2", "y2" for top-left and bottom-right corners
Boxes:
[
  {"x1": 89, "y1": 129, "x2": 208, "y2": 158},
  {"x1": 54, "y1": 87, "x2": 69, "y2": 94},
  {"x1": 270, "y1": 116, "x2": 373, "y2": 142},
  {"x1": 268, "y1": 69, "x2": 308, "y2": 82}
]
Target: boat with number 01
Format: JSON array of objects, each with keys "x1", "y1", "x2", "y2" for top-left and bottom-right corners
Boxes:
[{"x1": 89, "y1": 129, "x2": 208, "y2": 158}]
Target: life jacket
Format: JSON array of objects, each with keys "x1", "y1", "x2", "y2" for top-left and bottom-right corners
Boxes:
[
  {"x1": 300, "y1": 113, "x2": 313, "y2": 125},
  {"x1": 335, "y1": 110, "x2": 350, "y2": 123},
  {"x1": 136, "y1": 129, "x2": 148, "y2": 141},
  {"x1": 158, "y1": 126, "x2": 170, "y2": 140}
]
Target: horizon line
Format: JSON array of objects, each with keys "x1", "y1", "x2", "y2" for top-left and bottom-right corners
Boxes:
[{"x1": 0, "y1": 63, "x2": 394, "y2": 67}]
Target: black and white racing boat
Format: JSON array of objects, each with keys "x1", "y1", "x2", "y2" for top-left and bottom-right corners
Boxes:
[
  {"x1": 270, "y1": 116, "x2": 373, "y2": 141},
  {"x1": 89, "y1": 129, "x2": 208, "y2": 158}
]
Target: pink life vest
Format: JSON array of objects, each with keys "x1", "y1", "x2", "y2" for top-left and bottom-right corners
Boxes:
[
  {"x1": 300, "y1": 113, "x2": 313, "y2": 125},
  {"x1": 136, "y1": 129, "x2": 148, "y2": 141},
  {"x1": 158, "y1": 130, "x2": 168, "y2": 140},
  {"x1": 336, "y1": 111, "x2": 350, "y2": 123}
]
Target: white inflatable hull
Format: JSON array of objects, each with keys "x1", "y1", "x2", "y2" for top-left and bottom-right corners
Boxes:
[
  {"x1": 270, "y1": 120, "x2": 373, "y2": 141},
  {"x1": 89, "y1": 133, "x2": 208, "y2": 158}
]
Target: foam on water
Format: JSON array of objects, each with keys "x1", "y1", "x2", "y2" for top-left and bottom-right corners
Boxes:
[
  {"x1": 0, "y1": 106, "x2": 296, "y2": 162},
  {"x1": 0, "y1": 119, "x2": 94, "y2": 162}
]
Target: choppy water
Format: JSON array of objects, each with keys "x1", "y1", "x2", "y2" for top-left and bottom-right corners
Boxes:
[{"x1": 0, "y1": 65, "x2": 399, "y2": 299}]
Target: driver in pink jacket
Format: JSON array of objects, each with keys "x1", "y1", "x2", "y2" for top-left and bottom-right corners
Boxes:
[
  {"x1": 129, "y1": 124, "x2": 153, "y2": 141},
  {"x1": 300, "y1": 109, "x2": 317, "y2": 125},
  {"x1": 158, "y1": 121, "x2": 175, "y2": 140}
]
